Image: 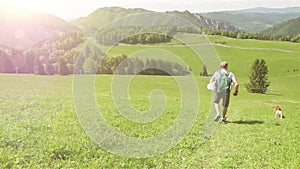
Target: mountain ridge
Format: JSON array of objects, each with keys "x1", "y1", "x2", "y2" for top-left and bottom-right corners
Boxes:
[
  {"x1": 202, "y1": 6, "x2": 300, "y2": 32},
  {"x1": 71, "y1": 7, "x2": 239, "y2": 34},
  {"x1": 233, "y1": 6, "x2": 300, "y2": 14}
]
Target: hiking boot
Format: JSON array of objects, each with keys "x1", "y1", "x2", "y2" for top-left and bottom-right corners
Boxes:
[{"x1": 214, "y1": 115, "x2": 221, "y2": 122}]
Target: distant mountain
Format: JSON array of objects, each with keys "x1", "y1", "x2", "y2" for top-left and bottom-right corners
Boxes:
[
  {"x1": 235, "y1": 7, "x2": 300, "y2": 14},
  {"x1": 0, "y1": 3, "x2": 80, "y2": 49},
  {"x1": 166, "y1": 10, "x2": 238, "y2": 31},
  {"x1": 260, "y1": 17, "x2": 300, "y2": 37},
  {"x1": 71, "y1": 7, "x2": 149, "y2": 34},
  {"x1": 202, "y1": 7, "x2": 300, "y2": 32},
  {"x1": 71, "y1": 7, "x2": 239, "y2": 34}
]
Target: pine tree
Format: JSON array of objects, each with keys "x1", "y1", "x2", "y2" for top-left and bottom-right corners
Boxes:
[
  {"x1": 33, "y1": 58, "x2": 45, "y2": 75},
  {"x1": 58, "y1": 56, "x2": 69, "y2": 75},
  {"x1": 246, "y1": 59, "x2": 270, "y2": 94},
  {"x1": 83, "y1": 57, "x2": 97, "y2": 74},
  {"x1": 0, "y1": 50, "x2": 14, "y2": 73}
]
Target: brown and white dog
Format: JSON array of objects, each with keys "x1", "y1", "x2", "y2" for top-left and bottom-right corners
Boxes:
[{"x1": 273, "y1": 105, "x2": 284, "y2": 119}]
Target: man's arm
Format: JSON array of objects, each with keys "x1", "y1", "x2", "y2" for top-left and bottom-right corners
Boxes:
[
  {"x1": 232, "y1": 74, "x2": 239, "y2": 96},
  {"x1": 210, "y1": 72, "x2": 217, "y2": 82}
]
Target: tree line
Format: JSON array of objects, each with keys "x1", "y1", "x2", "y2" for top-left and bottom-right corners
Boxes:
[
  {"x1": 207, "y1": 30, "x2": 300, "y2": 43},
  {"x1": 1, "y1": 26, "x2": 298, "y2": 75},
  {"x1": 95, "y1": 26, "x2": 300, "y2": 44},
  {"x1": 95, "y1": 26, "x2": 200, "y2": 45},
  {"x1": 97, "y1": 54, "x2": 190, "y2": 76},
  {"x1": 0, "y1": 30, "x2": 190, "y2": 76},
  {"x1": 0, "y1": 32, "x2": 85, "y2": 74}
]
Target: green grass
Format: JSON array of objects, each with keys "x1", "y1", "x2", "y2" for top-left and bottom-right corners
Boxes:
[
  {"x1": 0, "y1": 36, "x2": 300, "y2": 168},
  {"x1": 209, "y1": 35, "x2": 300, "y2": 53},
  {"x1": 103, "y1": 35, "x2": 300, "y2": 79}
]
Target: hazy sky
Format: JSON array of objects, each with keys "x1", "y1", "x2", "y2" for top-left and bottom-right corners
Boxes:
[{"x1": 1, "y1": 0, "x2": 299, "y2": 19}]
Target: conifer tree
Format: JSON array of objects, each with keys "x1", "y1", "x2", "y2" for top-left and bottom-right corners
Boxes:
[
  {"x1": 246, "y1": 59, "x2": 270, "y2": 94},
  {"x1": 58, "y1": 56, "x2": 69, "y2": 75}
]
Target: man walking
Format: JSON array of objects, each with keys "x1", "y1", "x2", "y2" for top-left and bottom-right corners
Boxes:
[{"x1": 210, "y1": 61, "x2": 239, "y2": 122}]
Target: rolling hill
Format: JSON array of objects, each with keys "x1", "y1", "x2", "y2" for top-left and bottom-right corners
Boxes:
[
  {"x1": 260, "y1": 17, "x2": 300, "y2": 37},
  {"x1": 71, "y1": 7, "x2": 239, "y2": 34},
  {"x1": 202, "y1": 7, "x2": 300, "y2": 32},
  {"x1": 0, "y1": 3, "x2": 80, "y2": 50}
]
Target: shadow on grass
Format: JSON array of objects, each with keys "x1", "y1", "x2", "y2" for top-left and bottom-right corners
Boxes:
[
  {"x1": 265, "y1": 93, "x2": 282, "y2": 96},
  {"x1": 226, "y1": 120, "x2": 264, "y2": 125}
]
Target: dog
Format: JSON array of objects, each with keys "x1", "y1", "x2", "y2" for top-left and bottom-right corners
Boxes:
[{"x1": 273, "y1": 105, "x2": 284, "y2": 119}]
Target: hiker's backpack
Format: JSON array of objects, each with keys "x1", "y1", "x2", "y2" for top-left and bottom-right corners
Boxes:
[{"x1": 216, "y1": 71, "x2": 231, "y2": 93}]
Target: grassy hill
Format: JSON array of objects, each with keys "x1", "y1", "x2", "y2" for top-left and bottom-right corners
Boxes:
[
  {"x1": 202, "y1": 7, "x2": 300, "y2": 32},
  {"x1": 260, "y1": 17, "x2": 300, "y2": 37},
  {"x1": 0, "y1": 36, "x2": 299, "y2": 168},
  {"x1": 0, "y1": 3, "x2": 80, "y2": 49},
  {"x1": 71, "y1": 7, "x2": 239, "y2": 34}
]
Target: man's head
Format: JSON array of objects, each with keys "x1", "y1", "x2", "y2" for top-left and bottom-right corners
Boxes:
[{"x1": 220, "y1": 61, "x2": 228, "y2": 69}]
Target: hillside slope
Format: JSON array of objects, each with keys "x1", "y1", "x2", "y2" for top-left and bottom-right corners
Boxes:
[{"x1": 260, "y1": 17, "x2": 300, "y2": 37}]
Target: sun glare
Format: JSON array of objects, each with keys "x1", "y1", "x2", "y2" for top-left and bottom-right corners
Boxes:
[{"x1": 1, "y1": 3, "x2": 36, "y2": 18}]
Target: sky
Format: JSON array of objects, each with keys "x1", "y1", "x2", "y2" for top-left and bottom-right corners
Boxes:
[{"x1": 0, "y1": 0, "x2": 299, "y2": 20}]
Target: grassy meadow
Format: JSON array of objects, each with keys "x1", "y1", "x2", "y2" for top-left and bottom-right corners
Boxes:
[{"x1": 0, "y1": 36, "x2": 299, "y2": 168}]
